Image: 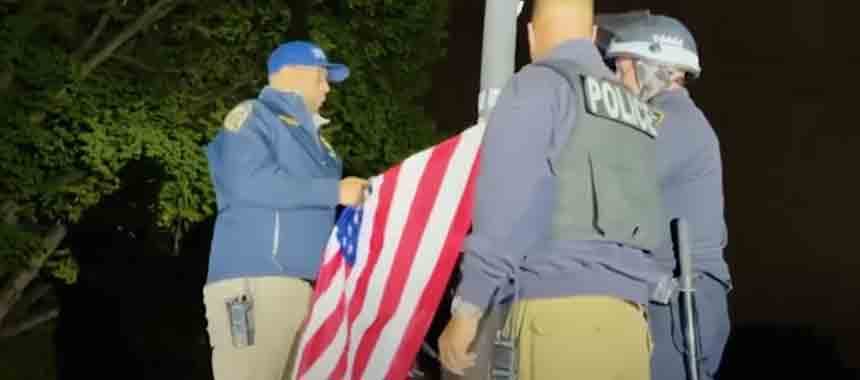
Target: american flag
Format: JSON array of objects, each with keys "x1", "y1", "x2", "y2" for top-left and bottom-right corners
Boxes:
[{"x1": 291, "y1": 122, "x2": 486, "y2": 380}]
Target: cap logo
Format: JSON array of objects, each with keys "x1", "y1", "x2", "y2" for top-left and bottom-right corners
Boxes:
[
  {"x1": 312, "y1": 47, "x2": 327, "y2": 61},
  {"x1": 653, "y1": 34, "x2": 684, "y2": 48}
]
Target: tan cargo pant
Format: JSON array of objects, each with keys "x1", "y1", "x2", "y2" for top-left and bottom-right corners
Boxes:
[
  {"x1": 510, "y1": 296, "x2": 653, "y2": 380},
  {"x1": 445, "y1": 296, "x2": 652, "y2": 380},
  {"x1": 203, "y1": 276, "x2": 312, "y2": 380}
]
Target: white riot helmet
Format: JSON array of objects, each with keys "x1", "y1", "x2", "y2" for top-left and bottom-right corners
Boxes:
[{"x1": 597, "y1": 11, "x2": 701, "y2": 100}]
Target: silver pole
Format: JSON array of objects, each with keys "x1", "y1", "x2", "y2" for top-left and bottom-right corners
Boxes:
[{"x1": 477, "y1": 0, "x2": 523, "y2": 121}]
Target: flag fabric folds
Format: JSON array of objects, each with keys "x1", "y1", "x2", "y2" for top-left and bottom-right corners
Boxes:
[{"x1": 292, "y1": 123, "x2": 486, "y2": 380}]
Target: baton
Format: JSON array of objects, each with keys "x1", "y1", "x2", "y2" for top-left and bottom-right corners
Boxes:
[{"x1": 675, "y1": 218, "x2": 703, "y2": 380}]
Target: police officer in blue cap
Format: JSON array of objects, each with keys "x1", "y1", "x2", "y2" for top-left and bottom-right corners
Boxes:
[
  {"x1": 598, "y1": 12, "x2": 732, "y2": 380},
  {"x1": 202, "y1": 41, "x2": 368, "y2": 380}
]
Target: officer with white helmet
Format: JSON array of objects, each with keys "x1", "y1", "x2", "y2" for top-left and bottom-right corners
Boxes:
[
  {"x1": 597, "y1": 11, "x2": 732, "y2": 380},
  {"x1": 599, "y1": 11, "x2": 702, "y2": 99}
]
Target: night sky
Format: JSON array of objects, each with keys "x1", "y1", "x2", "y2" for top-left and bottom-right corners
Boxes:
[{"x1": 431, "y1": 0, "x2": 858, "y2": 373}]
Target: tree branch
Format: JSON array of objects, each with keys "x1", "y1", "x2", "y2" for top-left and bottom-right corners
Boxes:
[
  {"x1": 0, "y1": 307, "x2": 59, "y2": 338},
  {"x1": 13, "y1": 283, "x2": 53, "y2": 317},
  {"x1": 188, "y1": 80, "x2": 255, "y2": 113},
  {"x1": 38, "y1": 225, "x2": 66, "y2": 260},
  {"x1": 0, "y1": 224, "x2": 66, "y2": 324},
  {"x1": 81, "y1": 0, "x2": 121, "y2": 12},
  {"x1": 79, "y1": 0, "x2": 180, "y2": 79},
  {"x1": 111, "y1": 55, "x2": 181, "y2": 73},
  {"x1": 74, "y1": 8, "x2": 114, "y2": 59}
]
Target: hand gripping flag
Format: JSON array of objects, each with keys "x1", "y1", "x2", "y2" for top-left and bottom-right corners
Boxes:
[{"x1": 292, "y1": 122, "x2": 485, "y2": 380}]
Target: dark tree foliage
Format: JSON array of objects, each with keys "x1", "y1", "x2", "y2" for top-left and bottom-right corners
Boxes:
[{"x1": 0, "y1": 0, "x2": 448, "y2": 339}]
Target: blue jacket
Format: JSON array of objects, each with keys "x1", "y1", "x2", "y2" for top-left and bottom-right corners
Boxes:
[
  {"x1": 652, "y1": 88, "x2": 731, "y2": 288},
  {"x1": 649, "y1": 88, "x2": 731, "y2": 380},
  {"x1": 205, "y1": 87, "x2": 343, "y2": 284}
]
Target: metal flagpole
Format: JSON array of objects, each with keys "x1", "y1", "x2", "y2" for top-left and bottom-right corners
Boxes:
[
  {"x1": 479, "y1": 2, "x2": 522, "y2": 380},
  {"x1": 476, "y1": 0, "x2": 523, "y2": 122},
  {"x1": 420, "y1": 1, "x2": 523, "y2": 378}
]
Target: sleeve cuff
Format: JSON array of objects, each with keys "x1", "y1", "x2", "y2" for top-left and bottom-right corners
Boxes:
[
  {"x1": 454, "y1": 270, "x2": 500, "y2": 312},
  {"x1": 450, "y1": 296, "x2": 484, "y2": 318},
  {"x1": 453, "y1": 234, "x2": 511, "y2": 310},
  {"x1": 310, "y1": 177, "x2": 340, "y2": 208}
]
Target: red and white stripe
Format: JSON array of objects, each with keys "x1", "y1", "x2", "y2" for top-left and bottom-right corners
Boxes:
[{"x1": 292, "y1": 122, "x2": 485, "y2": 380}]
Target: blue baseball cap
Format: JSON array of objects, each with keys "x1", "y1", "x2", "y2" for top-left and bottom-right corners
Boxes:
[{"x1": 267, "y1": 41, "x2": 350, "y2": 82}]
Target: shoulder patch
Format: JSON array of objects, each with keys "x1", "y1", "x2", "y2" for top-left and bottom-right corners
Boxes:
[
  {"x1": 580, "y1": 75, "x2": 660, "y2": 138},
  {"x1": 223, "y1": 101, "x2": 253, "y2": 132}
]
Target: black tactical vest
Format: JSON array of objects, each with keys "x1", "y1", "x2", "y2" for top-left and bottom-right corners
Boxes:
[{"x1": 534, "y1": 59, "x2": 665, "y2": 252}]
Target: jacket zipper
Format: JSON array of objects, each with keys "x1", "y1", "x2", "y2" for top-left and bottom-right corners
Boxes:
[{"x1": 272, "y1": 211, "x2": 283, "y2": 271}]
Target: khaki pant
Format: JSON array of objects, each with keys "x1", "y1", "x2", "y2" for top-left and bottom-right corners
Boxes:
[
  {"x1": 203, "y1": 276, "x2": 312, "y2": 380},
  {"x1": 509, "y1": 296, "x2": 653, "y2": 380}
]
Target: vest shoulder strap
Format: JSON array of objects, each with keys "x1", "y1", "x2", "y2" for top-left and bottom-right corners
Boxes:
[{"x1": 531, "y1": 59, "x2": 591, "y2": 90}]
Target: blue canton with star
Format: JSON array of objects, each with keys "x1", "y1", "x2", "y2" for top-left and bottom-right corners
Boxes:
[{"x1": 336, "y1": 207, "x2": 363, "y2": 266}]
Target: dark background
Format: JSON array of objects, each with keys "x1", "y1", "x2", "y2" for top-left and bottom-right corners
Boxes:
[{"x1": 46, "y1": 1, "x2": 859, "y2": 379}]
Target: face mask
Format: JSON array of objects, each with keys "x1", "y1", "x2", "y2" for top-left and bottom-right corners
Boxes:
[{"x1": 634, "y1": 60, "x2": 675, "y2": 101}]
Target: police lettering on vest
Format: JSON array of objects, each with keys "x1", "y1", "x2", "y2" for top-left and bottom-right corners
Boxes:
[{"x1": 582, "y1": 75, "x2": 661, "y2": 137}]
